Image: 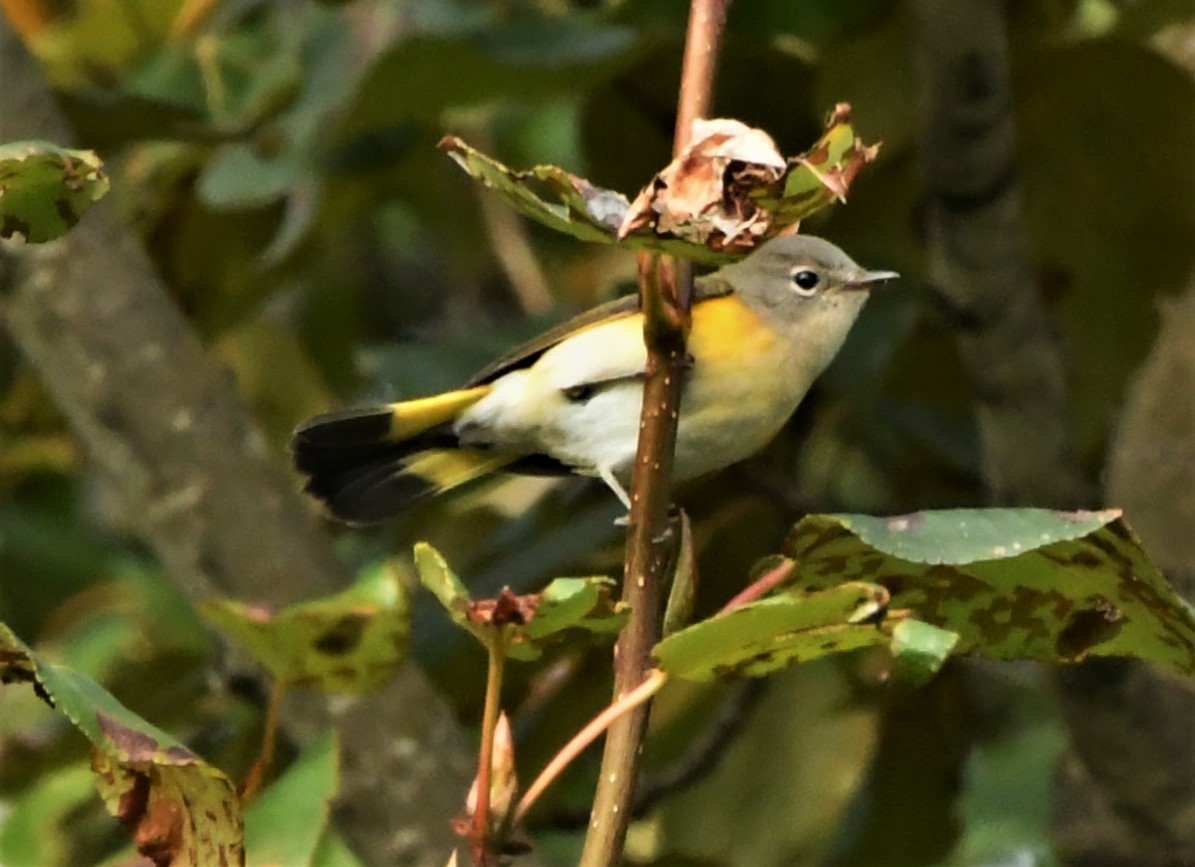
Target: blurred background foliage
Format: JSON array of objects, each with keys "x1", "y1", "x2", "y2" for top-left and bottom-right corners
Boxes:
[{"x1": 2, "y1": 0, "x2": 1195, "y2": 864}]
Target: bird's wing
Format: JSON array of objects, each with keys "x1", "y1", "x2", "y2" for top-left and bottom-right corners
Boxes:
[{"x1": 465, "y1": 274, "x2": 733, "y2": 387}]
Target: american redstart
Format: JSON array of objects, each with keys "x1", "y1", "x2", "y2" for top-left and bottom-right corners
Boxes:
[{"x1": 291, "y1": 235, "x2": 897, "y2": 524}]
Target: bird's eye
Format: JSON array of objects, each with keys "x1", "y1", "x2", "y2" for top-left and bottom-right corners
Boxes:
[{"x1": 790, "y1": 268, "x2": 821, "y2": 295}]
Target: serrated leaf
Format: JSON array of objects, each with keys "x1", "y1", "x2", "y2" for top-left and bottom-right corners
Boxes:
[
  {"x1": 0, "y1": 621, "x2": 244, "y2": 867},
  {"x1": 199, "y1": 560, "x2": 410, "y2": 692},
  {"x1": 750, "y1": 103, "x2": 880, "y2": 224},
  {"x1": 785, "y1": 509, "x2": 1195, "y2": 674},
  {"x1": 0, "y1": 141, "x2": 109, "y2": 242},
  {"x1": 653, "y1": 582, "x2": 896, "y2": 681},
  {"x1": 245, "y1": 733, "x2": 339, "y2": 867}
]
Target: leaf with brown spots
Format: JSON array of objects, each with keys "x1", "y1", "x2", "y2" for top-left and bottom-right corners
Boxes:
[
  {"x1": 653, "y1": 582, "x2": 900, "y2": 681},
  {"x1": 414, "y1": 543, "x2": 625, "y2": 660},
  {"x1": 0, "y1": 620, "x2": 243, "y2": 867},
  {"x1": 784, "y1": 509, "x2": 1195, "y2": 674},
  {"x1": 0, "y1": 141, "x2": 109, "y2": 242},
  {"x1": 198, "y1": 560, "x2": 410, "y2": 693}
]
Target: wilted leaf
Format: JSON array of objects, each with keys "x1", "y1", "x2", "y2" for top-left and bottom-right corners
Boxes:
[
  {"x1": 0, "y1": 621, "x2": 244, "y2": 867},
  {"x1": 786, "y1": 509, "x2": 1195, "y2": 674},
  {"x1": 199, "y1": 560, "x2": 410, "y2": 692},
  {"x1": 441, "y1": 103, "x2": 878, "y2": 260},
  {"x1": 752, "y1": 103, "x2": 881, "y2": 225},
  {"x1": 438, "y1": 136, "x2": 624, "y2": 244},
  {"x1": 414, "y1": 542, "x2": 622, "y2": 659},
  {"x1": 0, "y1": 141, "x2": 109, "y2": 242},
  {"x1": 653, "y1": 581, "x2": 897, "y2": 681},
  {"x1": 244, "y1": 733, "x2": 338, "y2": 867},
  {"x1": 618, "y1": 118, "x2": 785, "y2": 245}
]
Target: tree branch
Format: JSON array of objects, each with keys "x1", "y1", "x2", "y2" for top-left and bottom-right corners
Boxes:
[
  {"x1": 1052, "y1": 285, "x2": 1195, "y2": 865},
  {"x1": 579, "y1": 2, "x2": 729, "y2": 864},
  {"x1": 0, "y1": 17, "x2": 471, "y2": 866},
  {"x1": 912, "y1": 4, "x2": 1195, "y2": 864},
  {"x1": 912, "y1": 0, "x2": 1085, "y2": 508}
]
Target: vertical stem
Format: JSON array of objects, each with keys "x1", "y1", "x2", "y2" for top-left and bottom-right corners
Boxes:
[
  {"x1": 578, "y1": 2, "x2": 730, "y2": 865},
  {"x1": 241, "y1": 679, "x2": 287, "y2": 804},
  {"x1": 471, "y1": 641, "x2": 506, "y2": 865}
]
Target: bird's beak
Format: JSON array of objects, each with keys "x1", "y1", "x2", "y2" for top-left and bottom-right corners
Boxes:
[{"x1": 845, "y1": 269, "x2": 900, "y2": 290}]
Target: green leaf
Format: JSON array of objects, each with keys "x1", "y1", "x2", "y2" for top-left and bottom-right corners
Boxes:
[
  {"x1": 0, "y1": 621, "x2": 243, "y2": 867},
  {"x1": 0, "y1": 764, "x2": 96, "y2": 867},
  {"x1": 510, "y1": 575, "x2": 625, "y2": 660},
  {"x1": 414, "y1": 541, "x2": 480, "y2": 638},
  {"x1": 311, "y1": 830, "x2": 366, "y2": 867},
  {"x1": 0, "y1": 142, "x2": 109, "y2": 242},
  {"x1": 414, "y1": 542, "x2": 622, "y2": 659},
  {"x1": 654, "y1": 581, "x2": 896, "y2": 681},
  {"x1": 199, "y1": 560, "x2": 411, "y2": 692},
  {"x1": 439, "y1": 136, "x2": 625, "y2": 245},
  {"x1": 889, "y1": 619, "x2": 960, "y2": 686},
  {"x1": 785, "y1": 509, "x2": 1195, "y2": 674},
  {"x1": 751, "y1": 104, "x2": 880, "y2": 224},
  {"x1": 245, "y1": 733, "x2": 338, "y2": 867}
]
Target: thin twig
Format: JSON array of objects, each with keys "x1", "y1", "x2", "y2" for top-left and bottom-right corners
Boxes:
[
  {"x1": 541, "y1": 679, "x2": 769, "y2": 831},
  {"x1": 240, "y1": 679, "x2": 287, "y2": 803},
  {"x1": 477, "y1": 187, "x2": 554, "y2": 317},
  {"x1": 471, "y1": 640, "x2": 506, "y2": 865},
  {"x1": 578, "y1": 2, "x2": 730, "y2": 864},
  {"x1": 514, "y1": 670, "x2": 666, "y2": 826},
  {"x1": 719, "y1": 558, "x2": 796, "y2": 614}
]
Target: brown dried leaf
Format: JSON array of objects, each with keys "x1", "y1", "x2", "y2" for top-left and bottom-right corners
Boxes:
[{"x1": 618, "y1": 119, "x2": 786, "y2": 246}]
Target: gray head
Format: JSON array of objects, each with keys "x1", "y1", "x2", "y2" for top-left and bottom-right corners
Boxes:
[{"x1": 716, "y1": 234, "x2": 898, "y2": 338}]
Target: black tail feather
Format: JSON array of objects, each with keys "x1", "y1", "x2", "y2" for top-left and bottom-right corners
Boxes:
[{"x1": 290, "y1": 406, "x2": 455, "y2": 524}]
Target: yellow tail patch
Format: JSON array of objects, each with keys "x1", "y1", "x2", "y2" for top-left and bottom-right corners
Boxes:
[
  {"x1": 388, "y1": 386, "x2": 491, "y2": 441},
  {"x1": 402, "y1": 448, "x2": 516, "y2": 493}
]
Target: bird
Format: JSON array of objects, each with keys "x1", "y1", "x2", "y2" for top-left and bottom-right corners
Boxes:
[{"x1": 291, "y1": 235, "x2": 897, "y2": 524}]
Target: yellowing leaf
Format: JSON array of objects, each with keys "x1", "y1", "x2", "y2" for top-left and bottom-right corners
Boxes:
[
  {"x1": 0, "y1": 621, "x2": 244, "y2": 867},
  {"x1": 0, "y1": 141, "x2": 109, "y2": 242},
  {"x1": 199, "y1": 561, "x2": 410, "y2": 692}
]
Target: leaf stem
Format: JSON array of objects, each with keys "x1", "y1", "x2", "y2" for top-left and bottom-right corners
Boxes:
[
  {"x1": 514, "y1": 669, "x2": 666, "y2": 826},
  {"x1": 471, "y1": 637, "x2": 507, "y2": 865},
  {"x1": 241, "y1": 679, "x2": 287, "y2": 804},
  {"x1": 719, "y1": 558, "x2": 796, "y2": 614}
]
